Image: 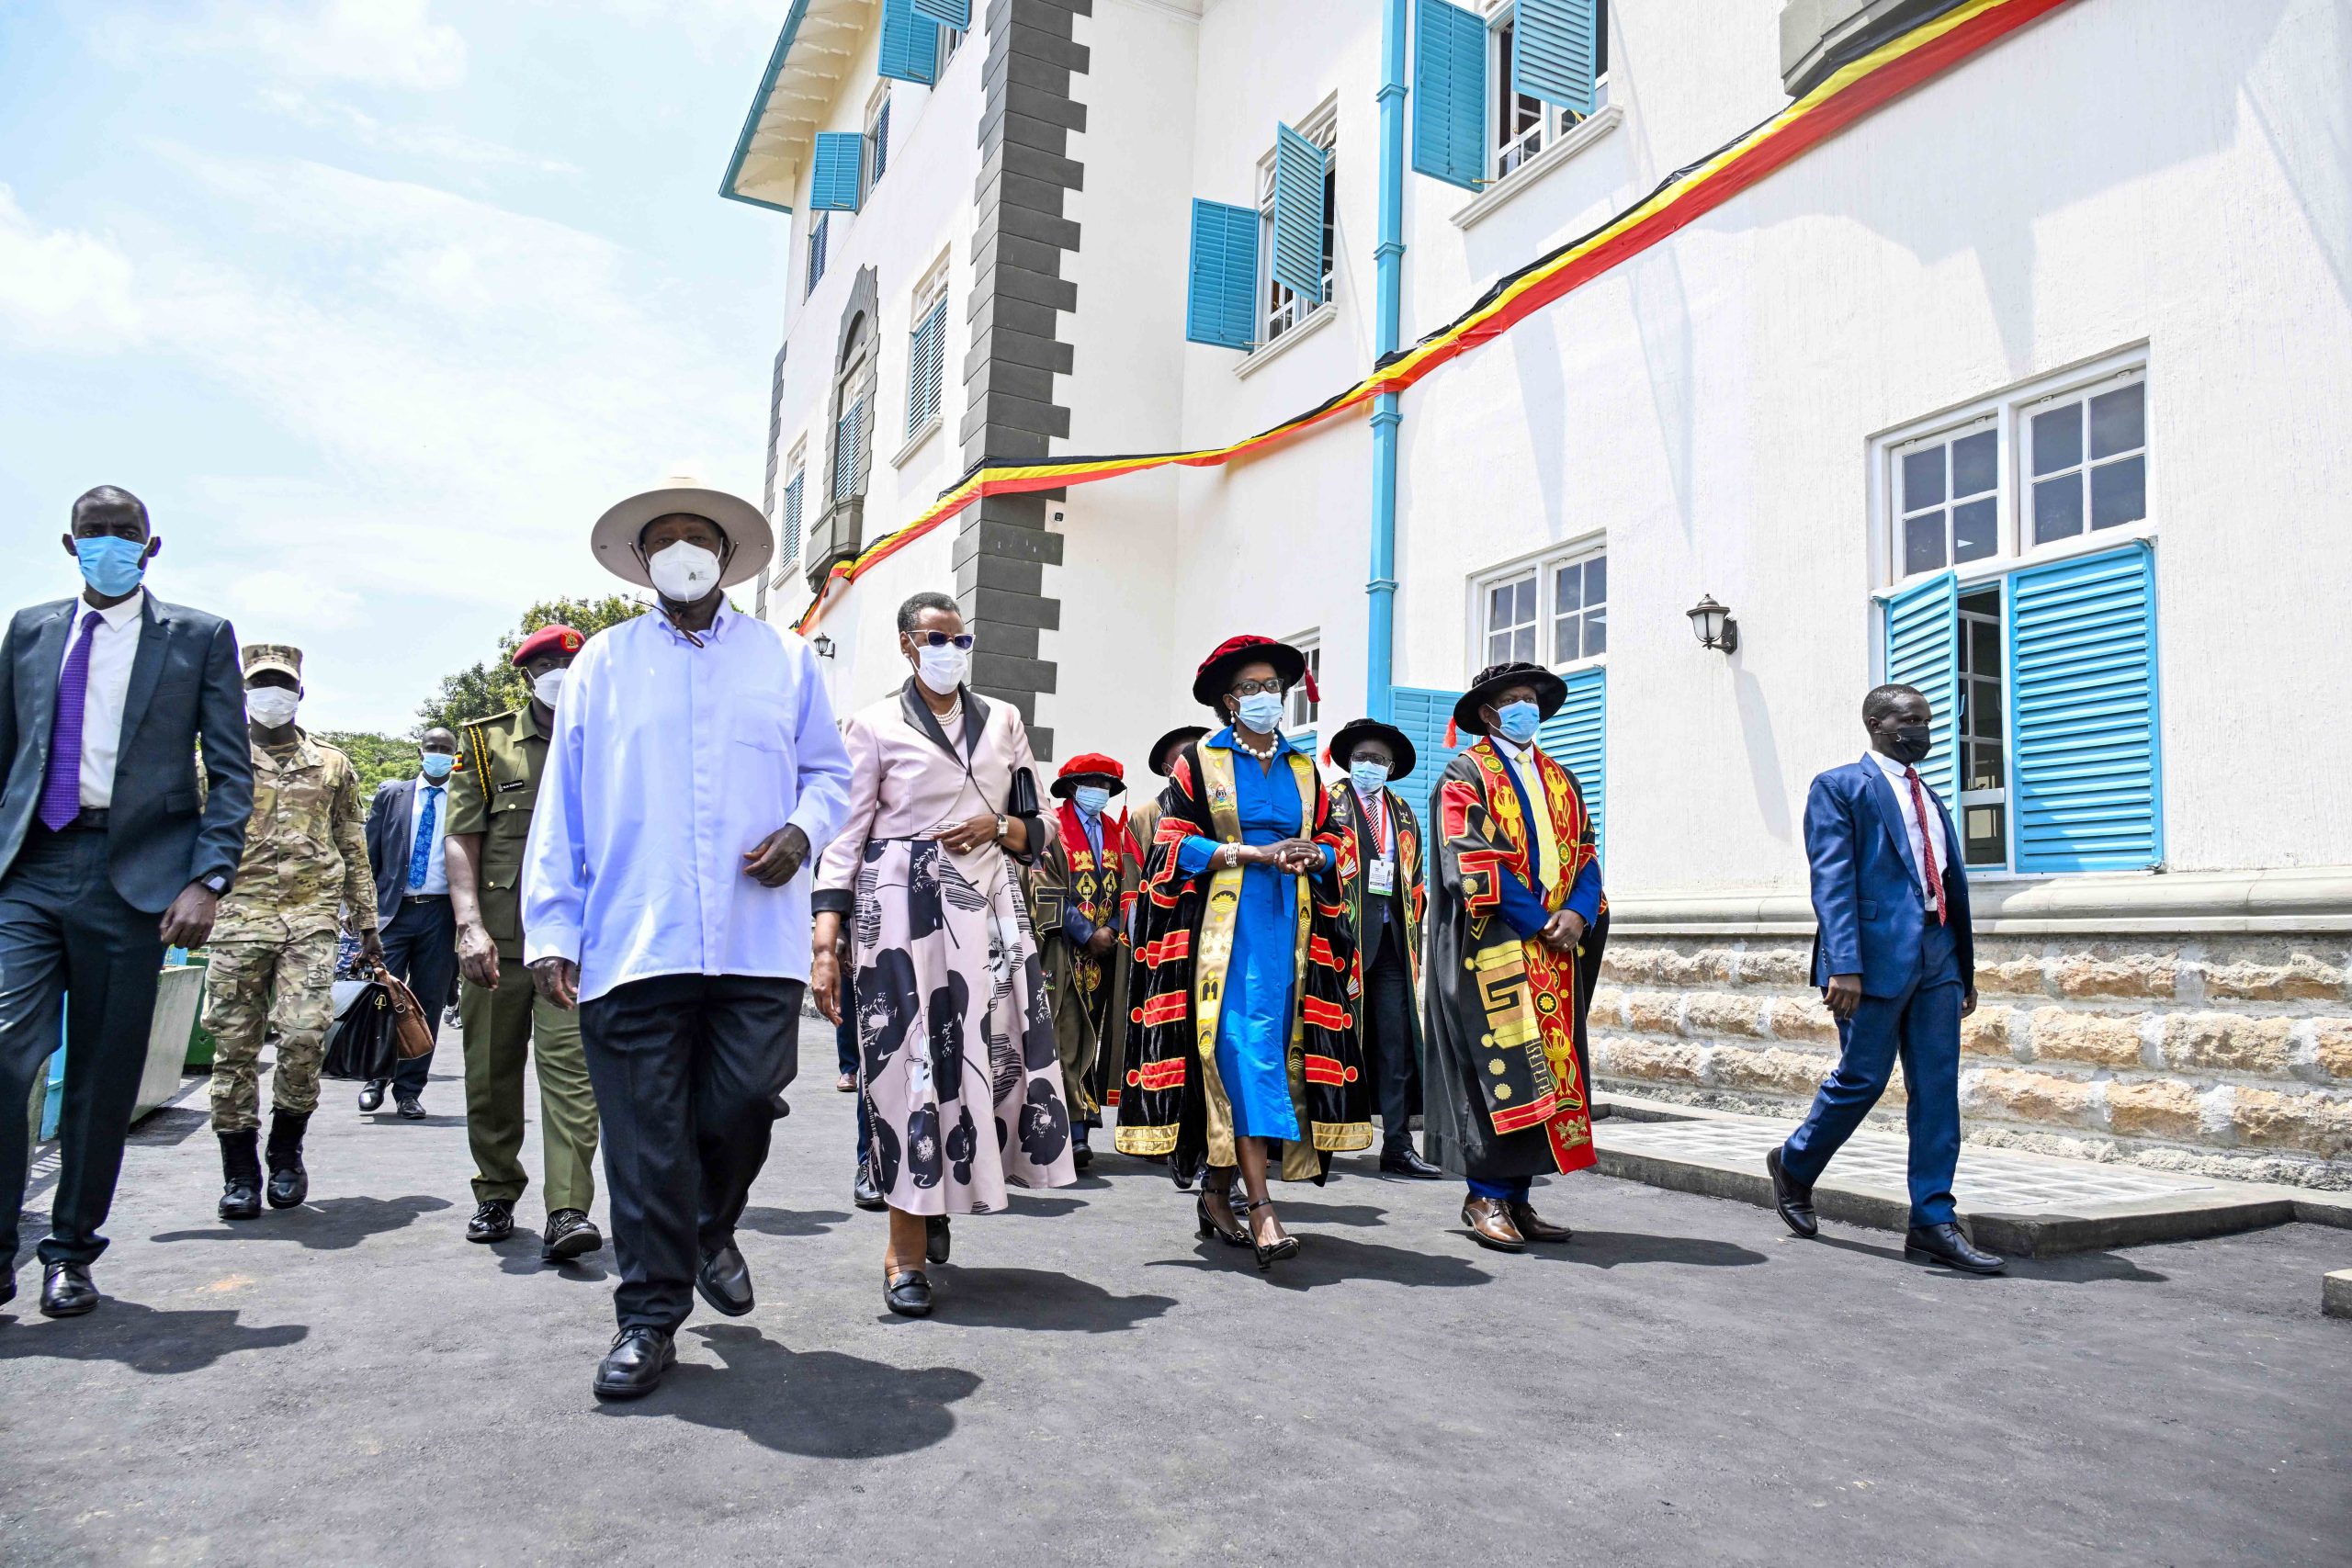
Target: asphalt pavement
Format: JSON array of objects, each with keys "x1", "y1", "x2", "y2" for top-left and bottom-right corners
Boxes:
[{"x1": 4, "y1": 1055, "x2": 2347, "y2": 1566}]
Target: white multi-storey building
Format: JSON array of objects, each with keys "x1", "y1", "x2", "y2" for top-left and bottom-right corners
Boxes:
[{"x1": 725, "y1": 0, "x2": 2352, "y2": 1186}]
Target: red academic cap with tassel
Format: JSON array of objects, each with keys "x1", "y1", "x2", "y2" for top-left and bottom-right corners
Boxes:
[{"x1": 1190, "y1": 635, "x2": 1314, "y2": 716}]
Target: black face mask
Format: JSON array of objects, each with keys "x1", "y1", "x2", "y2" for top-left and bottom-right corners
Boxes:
[{"x1": 1884, "y1": 725, "x2": 1933, "y2": 765}]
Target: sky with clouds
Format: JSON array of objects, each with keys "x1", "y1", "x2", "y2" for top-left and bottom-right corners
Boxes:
[{"x1": 0, "y1": 0, "x2": 792, "y2": 733}]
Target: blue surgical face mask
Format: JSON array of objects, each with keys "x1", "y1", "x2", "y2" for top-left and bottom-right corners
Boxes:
[
  {"x1": 1492, "y1": 700, "x2": 1542, "y2": 746},
  {"x1": 74, "y1": 536, "x2": 149, "y2": 598},
  {"x1": 1073, "y1": 784, "x2": 1112, "y2": 817},
  {"x1": 420, "y1": 751, "x2": 456, "y2": 781},
  {"x1": 1234, "y1": 693, "x2": 1284, "y2": 734},
  {"x1": 1349, "y1": 761, "x2": 1389, "y2": 796}
]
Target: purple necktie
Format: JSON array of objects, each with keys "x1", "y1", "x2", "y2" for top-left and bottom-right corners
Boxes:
[{"x1": 39, "y1": 610, "x2": 103, "y2": 830}]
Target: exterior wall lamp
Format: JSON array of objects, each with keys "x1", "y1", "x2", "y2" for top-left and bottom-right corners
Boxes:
[
  {"x1": 1687, "y1": 594, "x2": 1739, "y2": 654},
  {"x1": 811, "y1": 634, "x2": 836, "y2": 660}
]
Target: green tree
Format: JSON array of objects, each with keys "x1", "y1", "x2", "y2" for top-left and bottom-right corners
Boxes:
[
  {"x1": 416, "y1": 594, "x2": 646, "y2": 734},
  {"x1": 314, "y1": 729, "x2": 419, "y2": 795}
]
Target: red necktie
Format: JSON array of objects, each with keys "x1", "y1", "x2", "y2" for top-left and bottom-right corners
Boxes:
[{"x1": 1903, "y1": 765, "x2": 1948, "y2": 927}]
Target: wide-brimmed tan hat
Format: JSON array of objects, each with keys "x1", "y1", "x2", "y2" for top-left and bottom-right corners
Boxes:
[{"x1": 590, "y1": 471, "x2": 773, "y2": 591}]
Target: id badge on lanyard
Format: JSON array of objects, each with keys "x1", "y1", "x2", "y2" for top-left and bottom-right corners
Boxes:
[{"x1": 1367, "y1": 855, "x2": 1395, "y2": 897}]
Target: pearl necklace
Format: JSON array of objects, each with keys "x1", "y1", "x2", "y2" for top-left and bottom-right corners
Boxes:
[{"x1": 1231, "y1": 728, "x2": 1280, "y2": 761}]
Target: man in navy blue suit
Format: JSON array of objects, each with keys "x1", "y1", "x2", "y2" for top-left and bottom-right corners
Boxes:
[{"x1": 1767, "y1": 682, "x2": 2004, "y2": 1274}]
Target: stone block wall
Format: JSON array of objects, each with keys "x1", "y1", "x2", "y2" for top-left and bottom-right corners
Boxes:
[{"x1": 1592, "y1": 934, "x2": 2352, "y2": 1190}]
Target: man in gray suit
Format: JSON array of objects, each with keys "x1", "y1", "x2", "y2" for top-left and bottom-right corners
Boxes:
[
  {"x1": 0, "y1": 485, "x2": 253, "y2": 1318},
  {"x1": 360, "y1": 728, "x2": 460, "y2": 1119}
]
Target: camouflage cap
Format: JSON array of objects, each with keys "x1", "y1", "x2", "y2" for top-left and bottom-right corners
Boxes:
[{"x1": 243, "y1": 643, "x2": 303, "y2": 682}]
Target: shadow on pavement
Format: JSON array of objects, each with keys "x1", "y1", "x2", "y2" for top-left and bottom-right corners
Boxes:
[
  {"x1": 1003, "y1": 1195, "x2": 1089, "y2": 1218},
  {"x1": 491, "y1": 1235, "x2": 613, "y2": 1280},
  {"x1": 358, "y1": 1112, "x2": 468, "y2": 1128},
  {"x1": 1273, "y1": 1201, "x2": 1389, "y2": 1228},
  {"x1": 604, "y1": 1324, "x2": 979, "y2": 1457},
  {"x1": 1150, "y1": 1233, "x2": 1496, "y2": 1292},
  {"x1": 150, "y1": 1194, "x2": 452, "y2": 1251},
  {"x1": 737, "y1": 1206, "x2": 851, "y2": 1238},
  {"x1": 1806, "y1": 1230, "x2": 2165, "y2": 1282},
  {"x1": 923, "y1": 1266, "x2": 1175, "y2": 1332},
  {"x1": 1521, "y1": 1230, "x2": 1770, "y2": 1269},
  {"x1": 126, "y1": 1108, "x2": 210, "y2": 1147},
  {"x1": 0, "y1": 1301, "x2": 308, "y2": 1373}
]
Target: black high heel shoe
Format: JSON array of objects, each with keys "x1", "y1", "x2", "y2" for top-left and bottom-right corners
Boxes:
[
  {"x1": 1195, "y1": 1193, "x2": 1250, "y2": 1248},
  {"x1": 1242, "y1": 1198, "x2": 1299, "y2": 1270}
]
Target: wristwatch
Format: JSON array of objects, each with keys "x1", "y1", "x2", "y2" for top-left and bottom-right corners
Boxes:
[
  {"x1": 994, "y1": 814, "x2": 1009, "y2": 843},
  {"x1": 201, "y1": 874, "x2": 230, "y2": 896}
]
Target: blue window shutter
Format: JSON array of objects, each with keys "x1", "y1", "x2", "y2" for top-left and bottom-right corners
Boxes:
[
  {"x1": 1272, "y1": 123, "x2": 1329, "y2": 302},
  {"x1": 908, "y1": 299, "x2": 945, "y2": 434},
  {"x1": 871, "y1": 99, "x2": 891, "y2": 186},
  {"x1": 810, "y1": 133, "x2": 864, "y2": 211},
  {"x1": 912, "y1": 0, "x2": 968, "y2": 25},
  {"x1": 1883, "y1": 570, "x2": 1961, "y2": 803},
  {"x1": 1411, "y1": 0, "x2": 1487, "y2": 191},
  {"x1": 1536, "y1": 666, "x2": 1605, "y2": 856},
  {"x1": 2008, "y1": 543, "x2": 2162, "y2": 873},
  {"x1": 878, "y1": 0, "x2": 939, "y2": 85},
  {"x1": 1184, "y1": 198, "x2": 1258, "y2": 350},
  {"x1": 805, "y1": 214, "x2": 829, "y2": 296},
  {"x1": 1390, "y1": 685, "x2": 1470, "y2": 818},
  {"x1": 1513, "y1": 0, "x2": 1599, "y2": 116},
  {"x1": 782, "y1": 474, "x2": 803, "y2": 567}
]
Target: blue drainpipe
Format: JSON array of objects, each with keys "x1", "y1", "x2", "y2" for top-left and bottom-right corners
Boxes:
[{"x1": 1366, "y1": 0, "x2": 1408, "y2": 723}]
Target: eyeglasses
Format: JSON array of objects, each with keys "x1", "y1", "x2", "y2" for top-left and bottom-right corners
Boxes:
[
  {"x1": 1228, "y1": 677, "x2": 1286, "y2": 697},
  {"x1": 912, "y1": 632, "x2": 976, "y2": 650}
]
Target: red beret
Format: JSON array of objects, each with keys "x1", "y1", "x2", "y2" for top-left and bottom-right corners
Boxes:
[{"x1": 512, "y1": 624, "x2": 586, "y2": 667}]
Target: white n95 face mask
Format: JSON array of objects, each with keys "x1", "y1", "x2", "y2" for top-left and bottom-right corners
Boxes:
[
  {"x1": 246, "y1": 688, "x2": 300, "y2": 728},
  {"x1": 531, "y1": 668, "x2": 567, "y2": 705},
  {"x1": 917, "y1": 643, "x2": 969, "y2": 695},
  {"x1": 647, "y1": 541, "x2": 721, "y2": 602}
]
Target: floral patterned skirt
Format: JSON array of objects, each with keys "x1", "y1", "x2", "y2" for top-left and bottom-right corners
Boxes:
[{"x1": 852, "y1": 837, "x2": 1077, "y2": 1214}]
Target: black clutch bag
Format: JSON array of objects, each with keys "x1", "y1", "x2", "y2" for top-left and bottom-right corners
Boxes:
[{"x1": 1006, "y1": 766, "x2": 1039, "y2": 819}]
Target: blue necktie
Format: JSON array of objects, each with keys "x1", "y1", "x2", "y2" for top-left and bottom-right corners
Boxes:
[{"x1": 407, "y1": 785, "x2": 441, "y2": 890}]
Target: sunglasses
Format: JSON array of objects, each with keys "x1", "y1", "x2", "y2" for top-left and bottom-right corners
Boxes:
[{"x1": 911, "y1": 632, "x2": 976, "y2": 650}]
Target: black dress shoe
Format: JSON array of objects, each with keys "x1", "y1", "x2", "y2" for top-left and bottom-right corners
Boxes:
[
  {"x1": 885, "y1": 1269, "x2": 933, "y2": 1317},
  {"x1": 357, "y1": 1080, "x2": 386, "y2": 1113},
  {"x1": 1766, "y1": 1146, "x2": 1818, "y2": 1239},
  {"x1": 264, "y1": 1111, "x2": 310, "y2": 1209},
  {"x1": 1380, "y1": 1144, "x2": 1443, "y2": 1179},
  {"x1": 924, "y1": 1214, "x2": 951, "y2": 1265},
  {"x1": 1071, "y1": 1143, "x2": 1093, "y2": 1171},
  {"x1": 695, "y1": 1243, "x2": 755, "y2": 1316},
  {"x1": 542, "y1": 1209, "x2": 601, "y2": 1261},
  {"x1": 466, "y1": 1200, "x2": 514, "y2": 1243},
  {"x1": 40, "y1": 1262, "x2": 98, "y2": 1318},
  {"x1": 395, "y1": 1093, "x2": 426, "y2": 1121},
  {"x1": 1507, "y1": 1201, "x2": 1573, "y2": 1244},
  {"x1": 1905, "y1": 1221, "x2": 2006, "y2": 1275},
  {"x1": 217, "y1": 1129, "x2": 262, "y2": 1222},
  {"x1": 592, "y1": 1327, "x2": 675, "y2": 1400},
  {"x1": 853, "y1": 1160, "x2": 886, "y2": 1213}
]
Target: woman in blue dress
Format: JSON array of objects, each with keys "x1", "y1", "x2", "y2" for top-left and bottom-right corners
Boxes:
[{"x1": 1115, "y1": 637, "x2": 1373, "y2": 1268}]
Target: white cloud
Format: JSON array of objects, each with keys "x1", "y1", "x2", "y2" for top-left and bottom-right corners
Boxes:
[
  {"x1": 256, "y1": 90, "x2": 581, "y2": 175},
  {"x1": 100, "y1": 0, "x2": 468, "y2": 92},
  {"x1": 0, "y1": 187, "x2": 145, "y2": 351}
]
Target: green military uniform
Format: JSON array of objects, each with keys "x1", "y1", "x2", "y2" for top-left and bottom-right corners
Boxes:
[
  {"x1": 203, "y1": 647, "x2": 378, "y2": 1133},
  {"x1": 449, "y1": 703, "x2": 598, "y2": 1217}
]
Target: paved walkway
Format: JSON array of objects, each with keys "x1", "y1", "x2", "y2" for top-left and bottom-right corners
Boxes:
[{"x1": 4, "y1": 1060, "x2": 2347, "y2": 1566}]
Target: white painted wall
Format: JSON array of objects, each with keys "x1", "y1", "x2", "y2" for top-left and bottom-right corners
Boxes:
[{"x1": 759, "y1": 0, "x2": 2352, "y2": 892}]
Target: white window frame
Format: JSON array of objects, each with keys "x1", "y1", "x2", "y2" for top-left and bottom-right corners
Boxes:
[
  {"x1": 1485, "y1": 1, "x2": 1611, "y2": 186},
  {"x1": 936, "y1": 21, "x2": 965, "y2": 73},
  {"x1": 1872, "y1": 346, "x2": 2154, "y2": 592},
  {"x1": 1253, "y1": 96, "x2": 1338, "y2": 350},
  {"x1": 1470, "y1": 536, "x2": 1607, "y2": 676},
  {"x1": 1284, "y1": 630, "x2": 1322, "y2": 740},
  {"x1": 896, "y1": 257, "x2": 951, "y2": 463},
  {"x1": 863, "y1": 83, "x2": 892, "y2": 199}
]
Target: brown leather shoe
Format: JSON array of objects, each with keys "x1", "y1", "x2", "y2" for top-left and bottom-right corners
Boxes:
[
  {"x1": 1461, "y1": 1196, "x2": 1525, "y2": 1252},
  {"x1": 1508, "y1": 1201, "x2": 1573, "y2": 1244}
]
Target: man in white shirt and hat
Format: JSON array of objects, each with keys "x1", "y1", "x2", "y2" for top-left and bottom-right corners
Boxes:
[{"x1": 522, "y1": 474, "x2": 853, "y2": 1400}]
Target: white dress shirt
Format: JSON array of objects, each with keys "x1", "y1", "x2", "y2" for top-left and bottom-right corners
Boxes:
[
  {"x1": 523, "y1": 606, "x2": 854, "y2": 1004},
  {"x1": 406, "y1": 775, "x2": 452, "y2": 895},
  {"x1": 57, "y1": 589, "x2": 145, "y2": 809},
  {"x1": 1867, "y1": 749, "x2": 1948, "y2": 904},
  {"x1": 1352, "y1": 783, "x2": 1395, "y2": 886}
]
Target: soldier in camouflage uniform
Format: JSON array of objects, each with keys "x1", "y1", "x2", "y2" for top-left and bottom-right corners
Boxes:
[
  {"x1": 446, "y1": 623, "x2": 603, "y2": 1262},
  {"x1": 203, "y1": 644, "x2": 380, "y2": 1221}
]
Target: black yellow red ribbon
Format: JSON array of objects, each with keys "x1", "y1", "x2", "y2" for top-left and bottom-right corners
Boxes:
[{"x1": 797, "y1": 0, "x2": 2075, "y2": 635}]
